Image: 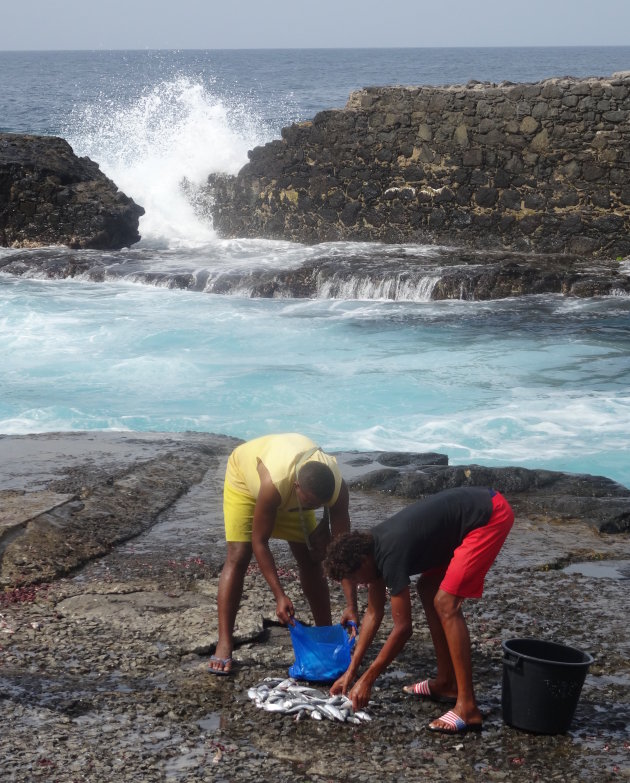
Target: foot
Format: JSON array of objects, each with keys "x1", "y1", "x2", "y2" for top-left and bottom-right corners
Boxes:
[
  {"x1": 428, "y1": 709, "x2": 483, "y2": 734},
  {"x1": 208, "y1": 654, "x2": 233, "y2": 676},
  {"x1": 402, "y1": 679, "x2": 457, "y2": 703}
]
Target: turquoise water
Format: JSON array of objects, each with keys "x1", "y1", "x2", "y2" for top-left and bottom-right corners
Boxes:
[
  {"x1": 2, "y1": 273, "x2": 628, "y2": 486},
  {"x1": 1, "y1": 48, "x2": 629, "y2": 486}
]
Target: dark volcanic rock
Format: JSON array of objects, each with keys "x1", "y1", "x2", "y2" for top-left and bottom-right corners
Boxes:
[
  {"x1": 1, "y1": 244, "x2": 628, "y2": 300},
  {"x1": 342, "y1": 452, "x2": 630, "y2": 533},
  {"x1": 0, "y1": 133, "x2": 144, "y2": 249},
  {"x1": 205, "y1": 73, "x2": 630, "y2": 258}
]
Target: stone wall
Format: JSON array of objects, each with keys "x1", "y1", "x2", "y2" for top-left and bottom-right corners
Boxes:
[
  {"x1": 0, "y1": 134, "x2": 143, "y2": 250},
  {"x1": 208, "y1": 72, "x2": 630, "y2": 258}
]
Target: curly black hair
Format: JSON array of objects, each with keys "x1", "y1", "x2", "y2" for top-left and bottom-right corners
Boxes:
[{"x1": 324, "y1": 531, "x2": 374, "y2": 581}]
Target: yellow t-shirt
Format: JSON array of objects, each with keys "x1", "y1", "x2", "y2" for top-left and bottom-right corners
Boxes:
[{"x1": 225, "y1": 433, "x2": 342, "y2": 509}]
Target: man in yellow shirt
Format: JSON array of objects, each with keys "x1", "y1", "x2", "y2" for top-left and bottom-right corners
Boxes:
[{"x1": 210, "y1": 433, "x2": 358, "y2": 675}]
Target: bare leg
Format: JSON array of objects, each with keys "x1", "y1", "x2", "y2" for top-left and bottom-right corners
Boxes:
[
  {"x1": 212, "y1": 541, "x2": 253, "y2": 673},
  {"x1": 430, "y1": 588, "x2": 482, "y2": 728},
  {"x1": 415, "y1": 573, "x2": 458, "y2": 699},
  {"x1": 289, "y1": 541, "x2": 332, "y2": 626}
]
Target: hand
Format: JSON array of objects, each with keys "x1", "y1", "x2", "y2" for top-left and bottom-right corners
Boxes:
[
  {"x1": 340, "y1": 608, "x2": 359, "y2": 637},
  {"x1": 329, "y1": 670, "x2": 354, "y2": 697},
  {"x1": 275, "y1": 594, "x2": 295, "y2": 625},
  {"x1": 348, "y1": 674, "x2": 373, "y2": 711}
]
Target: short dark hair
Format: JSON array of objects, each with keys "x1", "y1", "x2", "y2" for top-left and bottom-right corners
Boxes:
[
  {"x1": 297, "y1": 461, "x2": 336, "y2": 503},
  {"x1": 324, "y1": 531, "x2": 374, "y2": 581}
]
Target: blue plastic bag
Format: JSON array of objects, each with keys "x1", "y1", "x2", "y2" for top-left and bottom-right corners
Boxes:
[{"x1": 288, "y1": 620, "x2": 356, "y2": 682}]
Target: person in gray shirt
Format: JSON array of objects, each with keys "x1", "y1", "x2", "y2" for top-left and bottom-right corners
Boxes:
[{"x1": 325, "y1": 486, "x2": 514, "y2": 734}]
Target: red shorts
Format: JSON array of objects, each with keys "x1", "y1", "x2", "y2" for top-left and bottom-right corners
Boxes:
[{"x1": 423, "y1": 491, "x2": 514, "y2": 599}]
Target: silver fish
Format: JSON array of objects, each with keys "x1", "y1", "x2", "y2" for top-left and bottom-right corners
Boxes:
[{"x1": 246, "y1": 677, "x2": 371, "y2": 723}]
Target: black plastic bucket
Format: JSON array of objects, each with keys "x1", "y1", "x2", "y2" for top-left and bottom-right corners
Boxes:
[{"x1": 502, "y1": 638, "x2": 594, "y2": 734}]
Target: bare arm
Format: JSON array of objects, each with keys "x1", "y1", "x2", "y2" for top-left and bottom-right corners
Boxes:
[
  {"x1": 329, "y1": 578, "x2": 387, "y2": 696},
  {"x1": 250, "y1": 461, "x2": 294, "y2": 623},
  {"x1": 344, "y1": 587, "x2": 414, "y2": 710},
  {"x1": 329, "y1": 480, "x2": 359, "y2": 625}
]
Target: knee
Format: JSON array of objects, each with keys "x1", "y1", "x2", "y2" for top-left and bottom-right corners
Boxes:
[
  {"x1": 223, "y1": 544, "x2": 252, "y2": 574},
  {"x1": 433, "y1": 590, "x2": 461, "y2": 622},
  {"x1": 289, "y1": 543, "x2": 324, "y2": 577},
  {"x1": 297, "y1": 558, "x2": 325, "y2": 581}
]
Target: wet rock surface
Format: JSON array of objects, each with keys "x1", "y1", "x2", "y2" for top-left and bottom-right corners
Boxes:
[
  {"x1": 2, "y1": 244, "x2": 629, "y2": 300},
  {"x1": 0, "y1": 134, "x2": 144, "y2": 250},
  {"x1": 0, "y1": 432, "x2": 629, "y2": 782}
]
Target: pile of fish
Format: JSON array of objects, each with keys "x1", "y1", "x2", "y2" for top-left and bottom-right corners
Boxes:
[{"x1": 247, "y1": 677, "x2": 371, "y2": 723}]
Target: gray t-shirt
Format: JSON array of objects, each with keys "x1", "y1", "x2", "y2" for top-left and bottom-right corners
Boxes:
[{"x1": 371, "y1": 487, "x2": 494, "y2": 595}]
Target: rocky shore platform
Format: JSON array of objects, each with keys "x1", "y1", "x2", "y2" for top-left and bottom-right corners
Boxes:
[
  {"x1": 2, "y1": 244, "x2": 629, "y2": 301},
  {"x1": 1, "y1": 432, "x2": 629, "y2": 782}
]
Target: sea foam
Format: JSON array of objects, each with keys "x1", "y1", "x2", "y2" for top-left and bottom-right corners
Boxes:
[{"x1": 65, "y1": 78, "x2": 267, "y2": 248}]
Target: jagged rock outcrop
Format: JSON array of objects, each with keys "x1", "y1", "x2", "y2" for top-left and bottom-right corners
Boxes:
[
  {"x1": 3, "y1": 242, "x2": 628, "y2": 299},
  {"x1": 0, "y1": 133, "x2": 144, "y2": 249},
  {"x1": 342, "y1": 452, "x2": 630, "y2": 534},
  {"x1": 207, "y1": 72, "x2": 630, "y2": 258}
]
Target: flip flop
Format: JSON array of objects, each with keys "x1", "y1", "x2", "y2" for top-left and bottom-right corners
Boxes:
[
  {"x1": 427, "y1": 709, "x2": 483, "y2": 735},
  {"x1": 402, "y1": 679, "x2": 457, "y2": 704},
  {"x1": 208, "y1": 655, "x2": 233, "y2": 676}
]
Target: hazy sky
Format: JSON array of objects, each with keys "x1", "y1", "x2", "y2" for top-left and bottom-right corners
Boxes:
[{"x1": 2, "y1": 0, "x2": 630, "y2": 50}]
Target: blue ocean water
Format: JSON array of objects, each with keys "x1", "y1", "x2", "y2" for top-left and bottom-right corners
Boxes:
[{"x1": 1, "y1": 48, "x2": 629, "y2": 486}]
